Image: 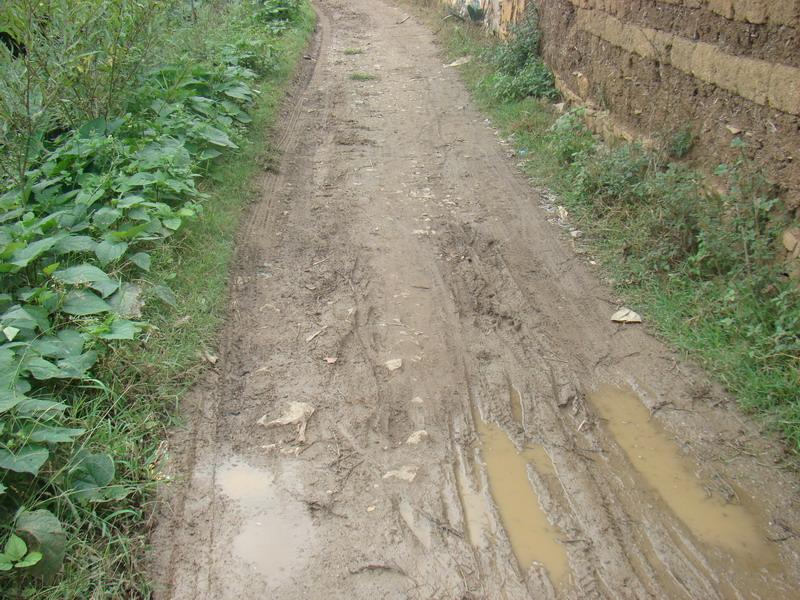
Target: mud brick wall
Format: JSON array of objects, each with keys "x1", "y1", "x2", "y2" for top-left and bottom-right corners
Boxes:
[{"x1": 440, "y1": 1, "x2": 800, "y2": 224}]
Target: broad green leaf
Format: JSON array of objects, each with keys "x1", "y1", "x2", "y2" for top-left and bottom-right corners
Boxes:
[
  {"x1": 54, "y1": 235, "x2": 96, "y2": 254},
  {"x1": 53, "y1": 264, "x2": 110, "y2": 285},
  {"x1": 196, "y1": 124, "x2": 237, "y2": 148},
  {"x1": 15, "y1": 551, "x2": 42, "y2": 568},
  {"x1": 163, "y1": 217, "x2": 182, "y2": 231},
  {"x1": 11, "y1": 237, "x2": 58, "y2": 268},
  {"x1": 15, "y1": 510, "x2": 65, "y2": 579},
  {"x1": 95, "y1": 240, "x2": 128, "y2": 266},
  {"x1": 0, "y1": 554, "x2": 11, "y2": 571},
  {"x1": 29, "y1": 425, "x2": 85, "y2": 444},
  {"x1": 62, "y1": 290, "x2": 111, "y2": 316},
  {"x1": 152, "y1": 284, "x2": 177, "y2": 307},
  {"x1": 99, "y1": 319, "x2": 141, "y2": 340},
  {"x1": 5, "y1": 535, "x2": 27, "y2": 561},
  {"x1": 92, "y1": 279, "x2": 119, "y2": 298},
  {"x1": 25, "y1": 357, "x2": 66, "y2": 380},
  {"x1": 3, "y1": 326, "x2": 19, "y2": 341},
  {"x1": 0, "y1": 446, "x2": 48, "y2": 474},
  {"x1": 92, "y1": 207, "x2": 122, "y2": 229},
  {"x1": 70, "y1": 451, "x2": 115, "y2": 502},
  {"x1": 130, "y1": 252, "x2": 151, "y2": 271},
  {"x1": 16, "y1": 399, "x2": 67, "y2": 418},
  {"x1": 57, "y1": 350, "x2": 97, "y2": 377}
]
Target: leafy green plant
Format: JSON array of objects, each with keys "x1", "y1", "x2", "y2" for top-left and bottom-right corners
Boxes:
[
  {"x1": 0, "y1": 0, "x2": 314, "y2": 593},
  {"x1": 0, "y1": 534, "x2": 42, "y2": 571},
  {"x1": 480, "y1": 6, "x2": 557, "y2": 103},
  {"x1": 350, "y1": 72, "x2": 378, "y2": 81}
]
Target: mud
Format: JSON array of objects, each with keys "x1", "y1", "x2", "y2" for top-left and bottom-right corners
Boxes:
[{"x1": 150, "y1": 0, "x2": 800, "y2": 598}]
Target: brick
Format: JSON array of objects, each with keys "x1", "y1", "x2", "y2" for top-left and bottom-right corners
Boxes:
[{"x1": 736, "y1": 57, "x2": 773, "y2": 105}]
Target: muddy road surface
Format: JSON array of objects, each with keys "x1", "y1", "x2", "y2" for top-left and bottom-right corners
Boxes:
[{"x1": 151, "y1": 1, "x2": 800, "y2": 598}]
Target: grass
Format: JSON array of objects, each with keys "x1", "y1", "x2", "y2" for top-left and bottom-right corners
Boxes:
[
  {"x1": 349, "y1": 72, "x2": 378, "y2": 81},
  {"x1": 406, "y1": 2, "x2": 800, "y2": 451},
  {"x1": 343, "y1": 47, "x2": 364, "y2": 55},
  {"x1": 4, "y1": 3, "x2": 316, "y2": 598}
]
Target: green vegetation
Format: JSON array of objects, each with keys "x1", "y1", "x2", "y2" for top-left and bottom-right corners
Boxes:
[
  {"x1": 343, "y1": 47, "x2": 364, "y2": 55},
  {"x1": 432, "y1": 8, "x2": 800, "y2": 448},
  {"x1": 350, "y1": 72, "x2": 378, "y2": 81},
  {"x1": 0, "y1": 0, "x2": 314, "y2": 596}
]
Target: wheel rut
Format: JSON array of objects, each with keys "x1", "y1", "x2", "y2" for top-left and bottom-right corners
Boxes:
[{"x1": 150, "y1": 0, "x2": 800, "y2": 598}]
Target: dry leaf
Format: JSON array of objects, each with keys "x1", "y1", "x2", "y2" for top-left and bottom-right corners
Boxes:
[
  {"x1": 324, "y1": 356, "x2": 338, "y2": 364},
  {"x1": 445, "y1": 55, "x2": 472, "y2": 68},
  {"x1": 383, "y1": 465, "x2": 418, "y2": 482}
]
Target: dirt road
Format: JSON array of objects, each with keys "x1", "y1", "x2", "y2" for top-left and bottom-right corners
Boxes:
[{"x1": 151, "y1": 1, "x2": 800, "y2": 598}]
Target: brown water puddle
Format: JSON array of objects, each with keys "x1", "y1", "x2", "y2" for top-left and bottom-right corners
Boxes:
[
  {"x1": 590, "y1": 385, "x2": 781, "y2": 573},
  {"x1": 216, "y1": 459, "x2": 314, "y2": 587},
  {"x1": 473, "y1": 406, "x2": 569, "y2": 583}
]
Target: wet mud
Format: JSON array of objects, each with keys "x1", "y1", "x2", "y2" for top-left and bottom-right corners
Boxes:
[{"x1": 150, "y1": 0, "x2": 800, "y2": 598}]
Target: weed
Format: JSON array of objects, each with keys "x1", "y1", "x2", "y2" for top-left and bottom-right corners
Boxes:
[{"x1": 350, "y1": 72, "x2": 378, "y2": 81}]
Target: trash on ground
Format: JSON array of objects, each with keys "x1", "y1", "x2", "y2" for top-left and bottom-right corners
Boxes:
[
  {"x1": 445, "y1": 56, "x2": 472, "y2": 68},
  {"x1": 257, "y1": 401, "x2": 315, "y2": 443},
  {"x1": 611, "y1": 308, "x2": 643, "y2": 324}
]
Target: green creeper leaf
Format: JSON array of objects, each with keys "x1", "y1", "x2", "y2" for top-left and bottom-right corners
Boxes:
[
  {"x1": 130, "y1": 252, "x2": 151, "y2": 271},
  {"x1": 52, "y1": 264, "x2": 110, "y2": 285},
  {"x1": 29, "y1": 425, "x2": 85, "y2": 444},
  {"x1": 92, "y1": 207, "x2": 122, "y2": 229},
  {"x1": 11, "y1": 237, "x2": 58, "y2": 268},
  {"x1": 16, "y1": 399, "x2": 66, "y2": 418},
  {"x1": 15, "y1": 551, "x2": 42, "y2": 568},
  {"x1": 3, "y1": 326, "x2": 19, "y2": 340},
  {"x1": 92, "y1": 278, "x2": 119, "y2": 298},
  {"x1": 69, "y1": 451, "x2": 114, "y2": 502},
  {"x1": 25, "y1": 357, "x2": 66, "y2": 380},
  {"x1": 54, "y1": 236, "x2": 97, "y2": 254},
  {"x1": 152, "y1": 284, "x2": 177, "y2": 307},
  {"x1": 196, "y1": 124, "x2": 237, "y2": 148},
  {"x1": 0, "y1": 554, "x2": 12, "y2": 571},
  {"x1": 5, "y1": 535, "x2": 27, "y2": 561},
  {"x1": 62, "y1": 290, "x2": 111, "y2": 316},
  {"x1": 15, "y1": 510, "x2": 65, "y2": 579},
  {"x1": 57, "y1": 350, "x2": 97, "y2": 377},
  {"x1": 0, "y1": 446, "x2": 48, "y2": 475},
  {"x1": 0, "y1": 483, "x2": 6, "y2": 495},
  {"x1": 99, "y1": 318, "x2": 141, "y2": 340},
  {"x1": 163, "y1": 217, "x2": 182, "y2": 230},
  {"x1": 95, "y1": 240, "x2": 128, "y2": 266}
]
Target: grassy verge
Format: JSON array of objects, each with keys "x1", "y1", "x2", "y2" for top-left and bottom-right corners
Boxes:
[
  {"x1": 410, "y1": 3, "x2": 800, "y2": 449},
  {"x1": 1, "y1": 1, "x2": 315, "y2": 597}
]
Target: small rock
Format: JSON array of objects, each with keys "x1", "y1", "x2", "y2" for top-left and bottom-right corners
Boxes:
[
  {"x1": 385, "y1": 358, "x2": 403, "y2": 371},
  {"x1": 383, "y1": 465, "x2": 418, "y2": 482},
  {"x1": 611, "y1": 307, "x2": 643, "y2": 324},
  {"x1": 405, "y1": 430, "x2": 429, "y2": 445}
]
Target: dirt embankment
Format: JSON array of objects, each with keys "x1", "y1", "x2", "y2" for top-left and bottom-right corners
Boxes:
[
  {"x1": 150, "y1": 0, "x2": 800, "y2": 598},
  {"x1": 443, "y1": 0, "x2": 800, "y2": 264}
]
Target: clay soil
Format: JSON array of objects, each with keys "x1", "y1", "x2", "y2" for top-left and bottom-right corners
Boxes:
[{"x1": 150, "y1": 1, "x2": 800, "y2": 598}]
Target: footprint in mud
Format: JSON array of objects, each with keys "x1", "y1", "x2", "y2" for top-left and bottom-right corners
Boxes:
[{"x1": 215, "y1": 459, "x2": 314, "y2": 587}]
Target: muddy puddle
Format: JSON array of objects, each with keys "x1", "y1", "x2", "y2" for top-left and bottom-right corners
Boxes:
[
  {"x1": 216, "y1": 459, "x2": 314, "y2": 587},
  {"x1": 468, "y1": 392, "x2": 569, "y2": 586},
  {"x1": 590, "y1": 384, "x2": 792, "y2": 597}
]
